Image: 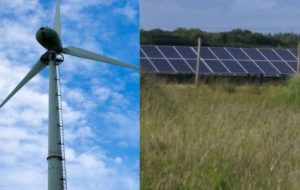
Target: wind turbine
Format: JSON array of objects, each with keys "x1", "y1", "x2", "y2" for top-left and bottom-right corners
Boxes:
[{"x1": 0, "y1": 0, "x2": 139, "y2": 190}]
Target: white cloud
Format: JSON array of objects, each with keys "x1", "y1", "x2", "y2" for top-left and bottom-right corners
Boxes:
[
  {"x1": 64, "y1": 88, "x2": 85, "y2": 103},
  {"x1": 118, "y1": 141, "x2": 129, "y2": 148},
  {"x1": 114, "y1": 157, "x2": 123, "y2": 164},
  {"x1": 0, "y1": 126, "x2": 47, "y2": 190},
  {"x1": 65, "y1": 148, "x2": 139, "y2": 190},
  {"x1": 115, "y1": 4, "x2": 138, "y2": 23},
  {"x1": 61, "y1": 101, "x2": 84, "y2": 124},
  {"x1": 93, "y1": 86, "x2": 127, "y2": 105},
  {"x1": 65, "y1": 126, "x2": 94, "y2": 141},
  {"x1": 0, "y1": 0, "x2": 43, "y2": 16},
  {"x1": 101, "y1": 110, "x2": 139, "y2": 147},
  {"x1": 94, "y1": 86, "x2": 113, "y2": 102}
]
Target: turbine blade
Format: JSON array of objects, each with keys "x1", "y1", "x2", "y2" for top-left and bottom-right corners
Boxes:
[
  {"x1": 0, "y1": 59, "x2": 47, "y2": 109},
  {"x1": 53, "y1": 0, "x2": 61, "y2": 37},
  {"x1": 62, "y1": 46, "x2": 139, "y2": 70}
]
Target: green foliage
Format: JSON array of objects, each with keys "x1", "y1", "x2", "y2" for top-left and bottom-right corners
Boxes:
[
  {"x1": 141, "y1": 76, "x2": 300, "y2": 190},
  {"x1": 275, "y1": 74, "x2": 300, "y2": 107},
  {"x1": 141, "y1": 28, "x2": 300, "y2": 48}
]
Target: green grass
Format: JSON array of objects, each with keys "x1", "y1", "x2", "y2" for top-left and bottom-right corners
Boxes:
[{"x1": 141, "y1": 75, "x2": 300, "y2": 190}]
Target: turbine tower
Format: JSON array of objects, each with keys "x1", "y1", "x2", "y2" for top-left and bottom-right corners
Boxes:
[{"x1": 0, "y1": 1, "x2": 139, "y2": 190}]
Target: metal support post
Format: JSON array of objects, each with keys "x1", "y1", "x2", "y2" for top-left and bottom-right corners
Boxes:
[
  {"x1": 195, "y1": 38, "x2": 201, "y2": 86},
  {"x1": 297, "y1": 43, "x2": 300, "y2": 73}
]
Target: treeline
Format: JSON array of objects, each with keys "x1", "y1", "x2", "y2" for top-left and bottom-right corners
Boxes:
[{"x1": 141, "y1": 28, "x2": 300, "y2": 48}]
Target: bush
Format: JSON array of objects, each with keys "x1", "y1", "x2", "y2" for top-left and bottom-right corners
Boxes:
[{"x1": 276, "y1": 74, "x2": 300, "y2": 107}]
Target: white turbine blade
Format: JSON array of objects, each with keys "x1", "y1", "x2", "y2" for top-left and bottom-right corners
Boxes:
[
  {"x1": 62, "y1": 46, "x2": 139, "y2": 70},
  {"x1": 53, "y1": 0, "x2": 61, "y2": 37},
  {"x1": 0, "y1": 60, "x2": 47, "y2": 109}
]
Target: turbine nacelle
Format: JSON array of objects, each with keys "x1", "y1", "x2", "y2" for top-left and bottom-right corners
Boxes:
[{"x1": 36, "y1": 27, "x2": 62, "y2": 52}]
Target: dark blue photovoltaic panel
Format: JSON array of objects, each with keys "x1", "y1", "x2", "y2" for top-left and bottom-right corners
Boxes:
[
  {"x1": 150, "y1": 59, "x2": 175, "y2": 73},
  {"x1": 239, "y1": 61, "x2": 264, "y2": 74},
  {"x1": 140, "y1": 46, "x2": 299, "y2": 76},
  {"x1": 140, "y1": 50, "x2": 146, "y2": 58},
  {"x1": 287, "y1": 61, "x2": 297, "y2": 71},
  {"x1": 288, "y1": 49, "x2": 297, "y2": 58},
  {"x1": 158, "y1": 46, "x2": 181, "y2": 58},
  {"x1": 209, "y1": 47, "x2": 232, "y2": 59},
  {"x1": 198, "y1": 47, "x2": 217, "y2": 59},
  {"x1": 274, "y1": 49, "x2": 296, "y2": 61},
  {"x1": 175, "y1": 46, "x2": 196, "y2": 59},
  {"x1": 141, "y1": 58, "x2": 157, "y2": 72},
  {"x1": 169, "y1": 59, "x2": 193, "y2": 74},
  {"x1": 258, "y1": 48, "x2": 281, "y2": 60},
  {"x1": 142, "y1": 46, "x2": 163, "y2": 58},
  {"x1": 243, "y1": 48, "x2": 266, "y2": 60},
  {"x1": 226, "y1": 48, "x2": 250, "y2": 60},
  {"x1": 186, "y1": 60, "x2": 212, "y2": 74},
  {"x1": 205, "y1": 60, "x2": 229, "y2": 73},
  {"x1": 222, "y1": 60, "x2": 247, "y2": 74},
  {"x1": 255, "y1": 61, "x2": 279, "y2": 75},
  {"x1": 270, "y1": 61, "x2": 294, "y2": 74}
]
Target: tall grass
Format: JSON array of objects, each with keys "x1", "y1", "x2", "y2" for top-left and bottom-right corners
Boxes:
[
  {"x1": 141, "y1": 75, "x2": 300, "y2": 190},
  {"x1": 276, "y1": 74, "x2": 300, "y2": 106}
]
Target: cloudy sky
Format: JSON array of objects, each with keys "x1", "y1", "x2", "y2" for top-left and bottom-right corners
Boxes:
[
  {"x1": 0, "y1": 0, "x2": 139, "y2": 190},
  {"x1": 141, "y1": 0, "x2": 300, "y2": 33}
]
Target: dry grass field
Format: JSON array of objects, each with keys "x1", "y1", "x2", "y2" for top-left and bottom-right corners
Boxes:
[{"x1": 141, "y1": 75, "x2": 300, "y2": 190}]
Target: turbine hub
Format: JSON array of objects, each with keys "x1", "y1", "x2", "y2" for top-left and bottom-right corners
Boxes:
[
  {"x1": 36, "y1": 27, "x2": 63, "y2": 53},
  {"x1": 55, "y1": 53, "x2": 64, "y2": 63},
  {"x1": 40, "y1": 51, "x2": 64, "y2": 65}
]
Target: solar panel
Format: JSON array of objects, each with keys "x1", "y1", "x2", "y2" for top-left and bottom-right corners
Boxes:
[
  {"x1": 140, "y1": 50, "x2": 146, "y2": 58},
  {"x1": 209, "y1": 47, "x2": 233, "y2": 59},
  {"x1": 157, "y1": 46, "x2": 181, "y2": 58},
  {"x1": 257, "y1": 48, "x2": 281, "y2": 60},
  {"x1": 175, "y1": 46, "x2": 196, "y2": 59},
  {"x1": 142, "y1": 46, "x2": 163, "y2": 58},
  {"x1": 274, "y1": 49, "x2": 295, "y2": 61},
  {"x1": 270, "y1": 61, "x2": 294, "y2": 74},
  {"x1": 169, "y1": 59, "x2": 193, "y2": 74},
  {"x1": 150, "y1": 59, "x2": 175, "y2": 73},
  {"x1": 204, "y1": 60, "x2": 229, "y2": 74},
  {"x1": 186, "y1": 60, "x2": 212, "y2": 74},
  {"x1": 254, "y1": 61, "x2": 280, "y2": 75},
  {"x1": 239, "y1": 60, "x2": 264, "y2": 75},
  {"x1": 287, "y1": 61, "x2": 297, "y2": 71},
  {"x1": 242, "y1": 48, "x2": 266, "y2": 60},
  {"x1": 140, "y1": 58, "x2": 157, "y2": 73},
  {"x1": 226, "y1": 48, "x2": 250, "y2": 60},
  {"x1": 140, "y1": 45, "x2": 299, "y2": 76},
  {"x1": 198, "y1": 47, "x2": 216, "y2": 59},
  {"x1": 221, "y1": 60, "x2": 247, "y2": 75}
]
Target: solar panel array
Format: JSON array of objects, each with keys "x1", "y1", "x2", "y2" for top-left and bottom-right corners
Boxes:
[{"x1": 140, "y1": 45, "x2": 298, "y2": 76}]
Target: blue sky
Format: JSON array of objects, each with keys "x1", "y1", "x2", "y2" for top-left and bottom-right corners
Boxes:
[
  {"x1": 141, "y1": 0, "x2": 300, "y2": 33},
  {"x1": 0, "y1": 0, "x2": 139, "y2": 190}
]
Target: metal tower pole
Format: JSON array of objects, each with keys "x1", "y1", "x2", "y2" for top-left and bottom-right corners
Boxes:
[{"x1": 48, "y1": 52, "x2": 64, "y2": 190}]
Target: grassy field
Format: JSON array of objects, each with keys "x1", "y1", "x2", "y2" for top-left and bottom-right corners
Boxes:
[{"x1": 141, "y1": 75, "x2": 300, "y2": 190}]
